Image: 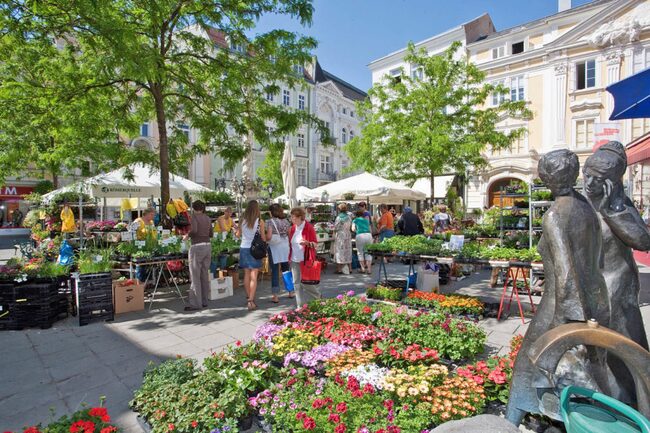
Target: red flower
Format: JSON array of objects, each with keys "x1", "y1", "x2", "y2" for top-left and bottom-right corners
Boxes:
[
  {"x1": 100, "y1": 428, "x2": 117, "y2": 433},
  {"x1": 235, "y1": 340, "x2": 242, "y2": 346},
  {"x1": 336, "y1": 402, "x2": 347, "y2": 413},
  {"x1": 69, "y1": 421, "x2": 95, "y2": 433},
  {"x1": 363, "y1": 306, "x2": 372, "y2": 314},
  {"x1": 335, "y1": 423, "x2": 347, "y2": 433},
  {"x1": 383, "y1": 399, "x2": 394, "y2": 410},
  {"x1": 303, "y1": 417, "x2": 316, "y2": 430},
  {"x1": 88, "y1": 407, "x2": 110, "y2": 422},
  {"x1": 23, "y1": 428, "x2": 41, "y2": 433},
  {"x1": 296, "y1": 412, "x2": 307, "y2": 420},
  {"x1": 363, "y1": 383, "x2": 375, "y2": 394},
  {"x1": 168, "y1": 424, "x2": 175, "y2": 431},
  {"x1": 351, "y1": 390, "x2": 364, "y2": 398},
  {"x1": 191, "y1": 420, "x2": 198, "y2": 428},
  {"x1": 312, "y1": 399, "x2": 325, "y2": 409},
  {"x1": 328, "y1": 413, "x2": 341, "y2": 423}
]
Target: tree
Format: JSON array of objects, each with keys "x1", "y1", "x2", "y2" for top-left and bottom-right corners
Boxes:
[
  {"x1": 1, "y1": 0, "x2": 323, "y2": 223},
  {"x1": 256, "y1": 144, "x2": 284, "y2": 197},
  {"x1": 345, "y1": 41, "x2": 532, "y2": 203}
]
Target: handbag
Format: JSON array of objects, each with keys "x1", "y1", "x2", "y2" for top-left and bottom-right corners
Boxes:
[
  {"x1": 250, "y1": 219, "x2": 268, "y2": 260},
  {"x1": 300, "y1": 246, "x2": 322, "y2": 285},
  {"x1": 268, "y1": 218, "x2": 283, "y2": 247},
  {"x1": 282, "y1": 270, "x2": 295, "y2": 292},
  {"x1": 174, "y1": 211, "x2": 190, "y2": 227}
]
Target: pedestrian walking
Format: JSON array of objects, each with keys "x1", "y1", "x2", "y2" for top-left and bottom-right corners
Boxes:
[
  {"x1": 265, "y1": 203, "x2": 292, "y2": 303},
  {"x1": 334, "y1": 203, "x2": 353, "y2": 274},
  {"x1": 289, "y1": 207, "x2": 319, "y2": 307},
  {"x1": 237, "y1": 200, "x2": 267, "y2": 311},
  {"x1": 184, "y1": 200, "x2": 213, "y2": 311},
  {"x1": 353, "y1": 210, "x2": 373, "y2": 274}
]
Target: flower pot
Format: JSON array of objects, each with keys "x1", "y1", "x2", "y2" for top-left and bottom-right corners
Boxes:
[{"x1": 238, "y1": 414, "x2": 254, "y2": 430}]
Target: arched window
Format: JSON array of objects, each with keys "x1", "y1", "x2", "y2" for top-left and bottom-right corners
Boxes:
[
  {"x1": 342, "y1": 128, "x2": 347, "y2": 144},
  {"x1": 349, "y1": 130, "x2": 354, "y2": 141}
]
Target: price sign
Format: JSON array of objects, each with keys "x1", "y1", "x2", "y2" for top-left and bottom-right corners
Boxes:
[
  {"x1": 121, "y1": 232, "x2": 134, "y2": 241},
  {"x1": 135, "y1": 240, "x2": 145, "y2": 248}
]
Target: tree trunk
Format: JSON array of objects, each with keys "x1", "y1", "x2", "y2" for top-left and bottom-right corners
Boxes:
[
  {"x1": 151, "y1": 83, "x2": 171, "y2": 228},
  {"x1": 49, "y1": 137, "x2": 59, "y2": 188},
  {"x1": 429, "y1": 173, "x2": 435, "y2": 207},
  {"x1": 51, "y1": 171, "x2": 59, "y2": 189}
]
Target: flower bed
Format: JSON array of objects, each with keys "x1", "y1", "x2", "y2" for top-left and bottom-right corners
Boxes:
[
  {"x1": 403, "y1": 291, "x2": 485, "y2": 316},
  {"x1": 130, "y1": 293, "x2": 522, "y2": 433},
  {"x1": 6, "y1": 406, "x2": 119, "y2": 433}
]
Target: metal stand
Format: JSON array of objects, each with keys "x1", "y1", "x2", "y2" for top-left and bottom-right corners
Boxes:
[{"x1": 497, "y1": 266, "x2": 536, "y2": 323}]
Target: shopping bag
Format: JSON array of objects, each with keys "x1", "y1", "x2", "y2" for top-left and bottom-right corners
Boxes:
[
  {"x1": 57, "y1": 239, "x2": 74, "y2": 266},
  {"x1": 300, "y1": 247, "x2": 322, "y2": 285},
  {"x1": 282, "y1": 270, "x2": 295, "y2": 292}
]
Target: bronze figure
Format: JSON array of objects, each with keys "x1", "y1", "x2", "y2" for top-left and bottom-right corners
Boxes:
[
  {"x1": 505, "y1": 149, "x2": 610, "y2": 425},
  {"x1": 583, "y1": 141, "x2": 650, "y2": 404}
]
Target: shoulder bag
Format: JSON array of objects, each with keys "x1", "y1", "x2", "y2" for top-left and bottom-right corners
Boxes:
[
  {"x1": 250, "y1": 219, "x2": 268, "y2": 259},
  {"x1": 300, "y1": 246, "x2": 322, "y2": 285}
]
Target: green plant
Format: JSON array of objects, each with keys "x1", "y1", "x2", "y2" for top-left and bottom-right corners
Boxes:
[
  {"x1": 33, "y1": 180, "x2": 55, "y2": 195},
  {"x1": 366, "y1": 285, "x2": 402, "y2": 302},
  {"x1": 77, "y1": 248, "x2": 114, "y2": 274},
  {"x1": 10, "y1": 403, "x2": 120, "y2": 433},
  {"x1": 343, "y1": 192, "x2": 355, "y2": 200},
  {"x1": 197, "y1": 190, "x2": 235, "y2": 205}
]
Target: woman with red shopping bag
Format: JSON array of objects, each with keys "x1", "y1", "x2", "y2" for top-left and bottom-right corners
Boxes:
[{"x1": 288, "y1": 207, "x2": 321, "y2": 307}]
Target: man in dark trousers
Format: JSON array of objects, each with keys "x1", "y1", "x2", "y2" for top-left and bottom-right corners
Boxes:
[
  {"x1": 184, "y1": 200, "x2": 213, "y2": 311},
  {"x1": 397, "y1": 207, "x2": 423, "y2": 236}
]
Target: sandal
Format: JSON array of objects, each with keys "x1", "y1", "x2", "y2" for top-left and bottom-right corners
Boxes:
[
  {"x1": 271, "y1": 296, "x2": 279, "y2": 304},
  {"x1": 247, "y1": 300, "x2": 257, "y2": 311}
]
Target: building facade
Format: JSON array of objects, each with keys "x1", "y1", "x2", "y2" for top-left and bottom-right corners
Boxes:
[{"x1": 369, "y1": 0, "x2": 650, "y2": 209}]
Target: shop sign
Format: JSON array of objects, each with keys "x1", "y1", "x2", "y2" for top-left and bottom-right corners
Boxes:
[
  {"x1": 0, "y1": 185, "x2": 33, "y2": 199},
  {"x1": 593, "y1": 122, "x2": 622, "y2": 151}
]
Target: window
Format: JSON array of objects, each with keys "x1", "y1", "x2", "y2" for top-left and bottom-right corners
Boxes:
[
  {"x1": 389, "y1": 68, "x2": 402, "y2": 84},
  {"x1": 341, "y1": 128, "x2": 347, "y2": 144},
  {"x1": 283, "y1": 89, "x2": 290, "y2": 106},
  {"x1": 510, "y1": 76, "x2": 525, "y2": 102},
  {"x1": 293, "y1": 65, "x2": 304, "y2": 75},
  {"x1": 492, "y1": 46, "x2": 505, "y2": 60},
  {"x1": 140, "y1": 123, "x2": 149, "y2": 137},
  {"x1": 491, "y1": 80, "x2": 506, "y2": 106},
  {"x1": 349, "y1": 130, "x2": 354, "y2": 141},
  {"x1": 342, "y1": 107, "x2": 347, "y2": 115},
  {"x1": 350, "y1": 111, "x2": 354, "y2": 118},
  {"x1": 575, "y1": 119, "x2": 595, "y2": 149},
  {"x1": 297, "y1": 133, "x2": 305, "y2": 148},
  {"x1": 230, "y1": 41, "x2": 245, "y2": 53},
  {"x1": 178, "y1": 123, "x2": 190, "y2": 140},
  {"x1": 510, "y1": 133, "x2": 526, "y2": 154},
  {"x1": 266, "y1": 92, "x2": 274, "y2": 102},
  {"x1": 576, "y1": 60, "x2": 596, "y2": 90},
  {"x1": 296, "y1": 159, "x2": 307, "y2": 185},
  {"x1": 298, "y1": 94, "x2": 305, "y2": 110},
  {"x1": 411, "y1": 65, "x2": 423, "y2": 80},
  {"x1": 511, "y1": 41, "x2": 524, "y2": 55},
  {"x1": 320, "y1": 155, "x2": 332, "y2": 173}
]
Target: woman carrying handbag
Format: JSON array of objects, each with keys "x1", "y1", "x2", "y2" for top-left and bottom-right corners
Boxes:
[
  {"x1": 288, "y1": 207, "x2": 320, "y2": 307},
  {"x1": 265, "y1": 204, "x2": 292, "y2": 303},
  {"x1": 237, "y1": 200, "x2": 268, "y2": 311}
]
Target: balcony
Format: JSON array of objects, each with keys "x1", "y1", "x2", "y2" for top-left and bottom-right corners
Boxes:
[{"x1": 318, "y1": 170, "x2": 337, "y2": 182}]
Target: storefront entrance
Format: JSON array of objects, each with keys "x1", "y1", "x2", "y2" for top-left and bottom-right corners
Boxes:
[{"x1": 488, "y1": 178, "x2": 523, "y2": 208}]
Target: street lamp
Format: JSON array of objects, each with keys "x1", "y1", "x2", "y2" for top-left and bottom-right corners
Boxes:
[
  {"x1": 214, "y1": 178, "x2": 227, "y2": 192},
  {"x1": 267, "y1": 183, "x2": 274, "y2": 199}
]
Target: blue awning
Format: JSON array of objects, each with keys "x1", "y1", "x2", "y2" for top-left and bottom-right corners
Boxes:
[{"x1": 607, "y1": 67, "x2": 650, "y2": 120}]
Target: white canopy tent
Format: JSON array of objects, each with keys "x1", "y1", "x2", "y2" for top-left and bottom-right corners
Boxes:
[
  {"x1": 281, "y1": 142, "x2": 298, "y2": 209},
  {"x1": 275, "y1": 186, "x2": 314, "y2": 203},
  {"x1": 303, "y1": 172, "x2": 426, "y2": 204},
  {"x1": 407, "y1": 176, "x2": 455, "y2": 200},
  {"x1": 42, "y1": 163, "x2": 212, "y2": 207}
]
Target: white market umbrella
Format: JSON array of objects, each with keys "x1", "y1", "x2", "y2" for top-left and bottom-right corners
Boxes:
[
  {"x1": 275, "y1": 186, "x2": 313, "y2": 203},
  {"x1": 304, "y1": 172, "x2": 426, "y2": 204},
  {"x1": 407, "y1": 176, "x2": 455, "y2": 200},
  {"x1": 281, "y1": 141, "x2": 298, "y2": 209},
  {"x1": 42, "y1": 163, "x2": 212, "y2": 206}
]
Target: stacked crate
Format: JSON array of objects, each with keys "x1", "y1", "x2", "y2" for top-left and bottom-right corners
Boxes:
[
  {"x1": 75, "y1": 273, "x2": 114, "y2": 326},
  {"x1": 0, "y1": 278, "x2": 69, "y2": 330}
]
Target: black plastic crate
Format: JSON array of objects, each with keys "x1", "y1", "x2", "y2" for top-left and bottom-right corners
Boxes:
[
  {"x1": 78, "y1": 305, "x2": 114, "y2": 326},
  {"x1": 75, "y1": 273, "x2": 112, "y2": 294},
  {"x1": 381, "y1": 279, "x2": 416, "y2": 289}
]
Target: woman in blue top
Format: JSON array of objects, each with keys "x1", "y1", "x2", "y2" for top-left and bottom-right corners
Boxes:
[{"x1": 353, "y1": 210, "x2": 373, "y2": 274}]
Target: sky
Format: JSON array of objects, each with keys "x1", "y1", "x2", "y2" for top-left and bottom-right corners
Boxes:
[{"x1": 253, "y1": 0, "x2": 594, "y2": 91}]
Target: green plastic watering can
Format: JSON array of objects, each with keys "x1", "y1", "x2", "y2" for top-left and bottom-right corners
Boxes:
[{"x1": 561, "y1": 386, "x2": 650, "y2": 433}]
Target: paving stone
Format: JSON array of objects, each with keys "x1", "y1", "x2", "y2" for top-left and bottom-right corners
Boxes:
[
  {"x1": 173, "y1": 324, "x2": 229, "y2": 342},
  {"x1": 139, "y1": 333, "x2": 186, "y2": 351},
  {"x1": 97, "y1": 344, "x2": 151, "y2": 366},
  {"x1": 47, "y1": 353, "x2": 104, "y2": 381},
  {"x1": 109, "y1": 354, "x2": 162, "y2": 380},
  {"x1": 55, "y1": 366, "x2": 117, "y2": 398},
  {"x1": 150, "y1": 341, "x2": 203, "y2": 359},
  {"x1": 1, "y1": 397, "x2": 69, "y2": 432},
  {"x1": 191, "y1": 332, "x2": 235, "y2": 351},
  {"x1": 0, "y1": 382, "x2": 62, "y2": 416}
]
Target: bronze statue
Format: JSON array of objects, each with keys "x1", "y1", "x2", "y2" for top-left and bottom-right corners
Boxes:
[
  {"x1": 505, "y1": 149, "x2": 611, "y2": 425},
  {"x1": 583, "y1": 141, "x2": 650, "y2": 404}
]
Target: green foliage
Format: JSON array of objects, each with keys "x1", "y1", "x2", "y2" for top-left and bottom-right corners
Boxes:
[
  {"x1": 256, "y1": 146, "x2": 285, "y2": 197},
  {"x1": 211, "y1": 235, "x2": 241, "y2": 258},
  {"x1": 77, "y1": 248, "x2": 114, "y2": 274},
  {"x1": 367, "y1": 235, "x2": 443, "y2": 255},
  {"x1": 197, "y1": 191, "x2": 235, "y2": 205},
  {"x1": 346, "y1": 41, "x2": 532, "y2": 201},
  {"x1": 366, "y1": 285, "x2": 403, "y2": 302},
  {"x1": 34, "y1": 180, "x2": 55, "y2": 195},
  {"x1": 0, "y1": 0, "x2": 327, "y2": 215},
  {"x1": 531, "y1": 189, "x2": 553, "y2": 201}
]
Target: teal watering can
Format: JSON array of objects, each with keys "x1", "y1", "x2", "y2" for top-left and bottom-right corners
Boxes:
[{"x1": 561, "y1": 386, "x2": 650, "y2": 433}]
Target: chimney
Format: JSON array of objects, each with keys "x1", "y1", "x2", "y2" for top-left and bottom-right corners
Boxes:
[{"x1": 559, "y1": 0, "x2": 571, "y2": 12}]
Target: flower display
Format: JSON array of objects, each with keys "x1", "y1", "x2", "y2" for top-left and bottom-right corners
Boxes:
[
  {"x1": 381, "y1": 364, "x2": 448, "y2": 399},
  {"x1": 325, "y1": 349, "x2": 377, "y2": 377},
  {"x1": 340, "y1": 363, "x2": 389, "y2": 390},
  {"x1": 271, "y1": 327, "x2": 320, "y2": 357},
  {"x1": 404, "y1": 291, "x2": 484, "y2": 316},
  {"x1": 423, "y1": 376, "x2": 486, "y2": 424},
  {"x1": 85, "y1": 220, "x2": 117, "y2": 232},
  {"x1": 253, "y1": 322, "x2": 287, "y2": 346},
  {"x1": 5, "y1": 407, "x2": 119, "y2": 433},
  {"x1": 284, "y1": 342, "x2": 352, "y2": 369}
]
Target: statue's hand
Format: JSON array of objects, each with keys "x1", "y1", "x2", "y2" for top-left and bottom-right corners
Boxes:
[{"x1": 602, "y1": 179, "x2": 626, "y2": 213}]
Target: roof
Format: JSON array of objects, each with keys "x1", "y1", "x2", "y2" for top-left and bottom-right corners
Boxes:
[
  {"x1": 369, "y1": 13, "x2": 493, "y2": 66},
  {"x1": 473, "y1": 0, "x2": 615, "y2": 44},
  {"x1": 626, "y1": 132, "x2": 650, "y2": 165},
  {"x1": 314, "y1": 62, "x2": 367, "y2": 101}
]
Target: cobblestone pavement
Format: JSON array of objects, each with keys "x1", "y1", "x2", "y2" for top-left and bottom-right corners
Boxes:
[{"x1": 1, "y1": 257, "x2": 649, "y2": 432}]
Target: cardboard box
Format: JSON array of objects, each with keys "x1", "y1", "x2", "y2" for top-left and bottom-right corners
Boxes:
[
  {"x1": 220, "y1": 269, "x2": 240, "y2": 288},
  {"x1": 209, "y1": 276, "x2": 233, "y2": 300},
  {"x1": 113, "y1": 280, "x2": 145, "y2": 314},
  {"x1": 416, "y1": 267, "x2": 439, "y2": 293}
]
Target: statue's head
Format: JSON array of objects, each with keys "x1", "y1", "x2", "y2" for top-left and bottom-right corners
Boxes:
[
  {"x1": 538, "y1": 149, "x2": 579, "y2": 196},
  {"x1": 583, "y1": 141, "x2": 626, "y2": 199}
]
